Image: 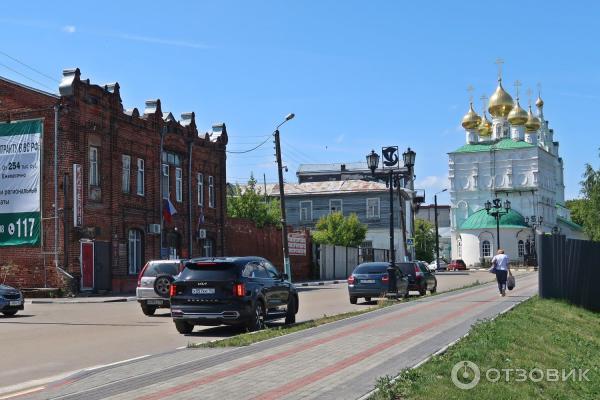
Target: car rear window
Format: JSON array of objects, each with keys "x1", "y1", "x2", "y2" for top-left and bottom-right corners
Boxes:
[
  {"x1": 418, "y1": 264, "x2": 428, "y2": 273},
  {"x1": 181, "y1": 262, "x2": 240, "y2": 280},
  {"x1": 143, "y1": 262, "x2": 180, "y2": 277},
  {"x1": 353, "y1": 264, "x2": 389, "y2": 274},
  {"x1": 397, "y1": 262, "x2": 416, "y2": 276}
]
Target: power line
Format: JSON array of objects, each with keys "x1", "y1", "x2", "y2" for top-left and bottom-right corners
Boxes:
[
  {"x1": 0, "y1": 62, "x2": 55, "y2": 91},
  {"x1": 0, "y1": 50, "x2": 60, "y2": 83},
  {"x1": 226, "y1": 135, "x2": 272, "y2": 154}
]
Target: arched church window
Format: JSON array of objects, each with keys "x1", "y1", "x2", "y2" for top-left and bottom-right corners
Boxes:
[
  {"x1": 481, "y1": 240, "x2": 491, "y2": 258},
  {"x1": 518, "y1": 240, "x2": 524, "y2": 257},
  {"x1": 457, "y1": 238, "x2": 462, "y2": 258}
]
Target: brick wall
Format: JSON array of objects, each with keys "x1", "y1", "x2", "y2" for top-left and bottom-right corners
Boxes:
[
  {"x1": 225, "y1": 218, "x2": 313, "y2": 281},
  {"x1": 0, "y1": 70, "x2": 228, "y2": 292}
]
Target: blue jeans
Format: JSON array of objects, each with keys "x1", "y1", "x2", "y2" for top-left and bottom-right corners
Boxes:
[{"x1": 496, "y1": 270, "x2": 508, "y2": 293}]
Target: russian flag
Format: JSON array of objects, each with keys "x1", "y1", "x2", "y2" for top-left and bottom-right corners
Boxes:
[{"x1": 163, "y1": 198, "x2": 177, "y2": 224}]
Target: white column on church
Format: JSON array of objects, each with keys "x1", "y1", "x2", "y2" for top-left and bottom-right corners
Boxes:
[{"x1": 511, "y1": 125, "x2": 525, "y2": 141}]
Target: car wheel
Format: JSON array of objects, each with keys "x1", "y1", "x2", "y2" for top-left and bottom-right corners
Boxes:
[
  {"x1": 247, "y1": 301, "x2": 266, "y2": 332},
  {"x1": 153, "y1": 274, "x2": 174, "y2": 298},
  {"x1": 174, "y1": 320, "x2": 194, "y2": 334},
  {"x1": 349, "y1": 296, "x2": 357, "y2": 304},
  {"x1": 419, "y1": 285, "x2": 427, "y2": 296},
  {"x1": 431, "y1": 285, "x2": 437, "y2": 294},
  {"x1": 285, "y1": 296, "x2": 296, "y2": 325},
  {"x1": 364, "y1": 297, "x2": 372, "y2": 303},
  {"x1": 2, "y1": 310, "x2": 18, "y2": 317},
  {"x1": 141, "y1": 304, "x2": 156, "y2": 316}
]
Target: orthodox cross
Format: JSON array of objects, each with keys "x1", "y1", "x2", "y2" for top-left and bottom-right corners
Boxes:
[
  {"x1": 514, "y1": 80, "x2": 522, "y2": 99},
  {"x1": 467, "y1": 85, "x2": 474, "y2": 103},
  {"x1": 495, "y1": 58, "x2": 504, "y2": 81}
]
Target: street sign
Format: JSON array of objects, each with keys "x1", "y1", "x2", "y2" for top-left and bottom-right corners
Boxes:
[
  {"x1": 288, "y1": 232, "x2": 307, "y2": 256},
  {"x1": 406, "y1": 238, "x2": 414, "y2": 246},
  {"x1": 381, "y1": 146, "x2": 399, "y2": 169}
]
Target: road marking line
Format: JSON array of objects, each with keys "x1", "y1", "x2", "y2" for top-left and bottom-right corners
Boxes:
[
  {"x1": 0, "y1": 386, "x2": 45, "y2": 399},
  {"x1": 134, "y1": 278, "x2": 538, "y2": 400},
  {"x1": 85, "y1": 355, "x2": 151, "y2": 372}
]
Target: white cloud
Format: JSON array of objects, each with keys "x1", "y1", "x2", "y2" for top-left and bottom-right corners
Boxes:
[
  {"x1": 336, "y1": 134, "x2": 345, "y2": 144},
  {"x1": 114, "y1": 33, "x2": 209, "y2": 49},
  {"x1": 416, "y1": 174, "x2": 449, "y2": 191},
  {"x1": 62, "y1": 25, "x2": 76, "y2": 34}
]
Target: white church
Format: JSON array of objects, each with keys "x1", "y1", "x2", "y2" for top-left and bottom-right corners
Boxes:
[{"x1": 449, "y1": 73, "x2": 586, "y2": 267}]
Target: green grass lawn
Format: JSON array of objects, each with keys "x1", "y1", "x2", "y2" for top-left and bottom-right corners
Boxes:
[{"x1": 371, "y1": 296, "x2": 600, "y2": 400}]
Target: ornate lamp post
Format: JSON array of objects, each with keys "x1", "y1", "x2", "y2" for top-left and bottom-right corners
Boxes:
[
  {"x1": 485, "y1": 198, "x2": 511, "y2": 250},
  {"x1": 524, "y1": 215, "x2": 543, "y2": 266},
  {"x1": 366, "y1": 147, "x2": 415, "y2": 296}
]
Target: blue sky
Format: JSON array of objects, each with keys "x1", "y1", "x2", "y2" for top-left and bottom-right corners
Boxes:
[{"x1": 1, "y1": 1, "x2": 598, "y2": 204}]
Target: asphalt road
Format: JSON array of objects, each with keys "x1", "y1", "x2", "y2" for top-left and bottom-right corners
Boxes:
[{"x1": 0, "y1": 270, "x2": 526, "y2": 393}]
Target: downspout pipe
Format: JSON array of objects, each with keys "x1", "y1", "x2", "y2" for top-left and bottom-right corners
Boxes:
[{"x1": 188, "y1": 140, "x2": 193, "y2": 258}]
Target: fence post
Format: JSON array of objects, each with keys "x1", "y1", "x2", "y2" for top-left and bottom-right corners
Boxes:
[{"x1": 346, "y1": 246, "x2": 349, "y2": 278}]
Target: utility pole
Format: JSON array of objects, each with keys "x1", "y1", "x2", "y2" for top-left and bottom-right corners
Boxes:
[
  {"x1": 263, "y1": 173, "x2": 268, "y2": 203},
  {"x1": 273, "y1": 113, "x2": 295, "y2": 279},
  {"x1": 434, "y1": 194, "x2": 440, "y2": 270}
]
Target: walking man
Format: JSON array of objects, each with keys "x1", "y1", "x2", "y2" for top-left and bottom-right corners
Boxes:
[{"x1": 491, "y1": 249, "x2": 510, "y2": 296}]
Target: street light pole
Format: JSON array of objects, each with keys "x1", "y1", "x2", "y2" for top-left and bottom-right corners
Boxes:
[
  {"x1": 485, "y1": 198, "x2": 511, "y2": 251},
  {"x1": 434, "y1": 189, "x2": 447, "y2": 270},
  {"x1": 274, "y1": 113, "x2": 295, "y2": 280},
  {"x1": 388, "y1": 169, "x2": 396, "y2": 293}
]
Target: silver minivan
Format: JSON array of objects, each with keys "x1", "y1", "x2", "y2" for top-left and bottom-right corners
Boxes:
[{"x1": 136, "y1": 260, "x2": 185, "y2": 315}]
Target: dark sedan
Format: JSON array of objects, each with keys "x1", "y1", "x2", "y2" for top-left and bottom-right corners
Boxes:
[
  {"x1": 0, "y1": 284, "x2": 24, "y2": 316},
  {"x1": 398, "y1": 262, "x2": 437, "y2": 296},
  {"x1": 347, "y1": 262, "x2": 409, "y2": 304}
]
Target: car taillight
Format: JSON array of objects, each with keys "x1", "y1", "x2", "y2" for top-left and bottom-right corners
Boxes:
[
  {"x1": 414, "y1": 264, "x2": 423, "y2": 278},
  {"x1": 381, "y1": 274, "x2": 389, "y2": 283},
  {"x1": 169, "y1": 284, "x2": 178, "y2": 297},
  {"x1": 233, "y1": 283, "x2": 245, "y2": 297},
  {"x1": 137, "y1": 263, "x2": 149, "y2": 287},
  {"x1": 347, "y1": 275, "x2": 355, "y2": 285}
]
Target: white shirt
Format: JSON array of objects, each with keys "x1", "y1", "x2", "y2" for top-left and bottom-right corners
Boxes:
[{"x1": 492, "y1": 254, "x2": 509, "y2": 270}]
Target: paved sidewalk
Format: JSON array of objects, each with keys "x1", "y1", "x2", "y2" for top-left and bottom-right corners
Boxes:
[
  {"x1": 18, "y1": 273, "x2": 538, "y2": 400},
  {"x1": 27, "y1": 296, "x2": 136, "y2": 304}
]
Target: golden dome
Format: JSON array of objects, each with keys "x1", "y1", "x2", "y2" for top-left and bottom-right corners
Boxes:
[
  {"x1": 461, "y1": 103, "x2": 481, "y2": 130},
  {"x1": 488, "y1": 80, "x2": 514, "y2": 118},
  {"x1": 525, "y1": 106, "x2": 541, "y2": 132},
  {"x1": 507, "y1": 99, "x2": 528, "y2": 125},
  {"x1": 478, "y1": 111, "x2": 492, "y2": 136},
  {"x1": 535, "y1": 95, "x2": 544, "y2": 108}
]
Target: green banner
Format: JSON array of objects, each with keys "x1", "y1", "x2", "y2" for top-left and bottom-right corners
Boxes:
[{"x1": 0, "y1": 119, "x2": 42, "y2": 246}]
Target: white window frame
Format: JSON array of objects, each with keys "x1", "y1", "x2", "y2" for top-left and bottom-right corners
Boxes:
[
  {"x1": 89, "y1": 147, "x2": 99, "y2": 186},
  {"x1": 518, "y1": 240, "x2": 525, "y2": 257},
  {"x1": 197, "y1": 173, "x2": 204, "y2": 206},
  {"x1": 299, "y1": 200, "x2": 312, "y2": 222},
  {"x1": 122, "y1": 155, "x2": 131, "y2": 193},
  {"x1": 136, "y1": 158, "x2": 144, "y2": 196},
  {"x1": 128, "y1": 229, "x2": 142, "y2": 275},
  {"x1": 481, "y1": 240, "x2": 491, "y2": 258},
  {"x1": 329, "y1": 199, "x2": 343, "y2": 214},
  {"x1": 175, "y1": 168, "x2": 183, "y2": 203},
  {"x1": 161, "y1": 164, "x2": 169, "y2": 199},
  {"x1": 366, "y1": 198, "x2": 380, "y2": 219},
  {"x1": 208, "y1": 176, "x2": 215, "y2": 208}
]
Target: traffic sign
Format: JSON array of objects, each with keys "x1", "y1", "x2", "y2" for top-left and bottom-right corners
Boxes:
[{"x1": 406, "y1": 238, "x2": 414, "y2": 246}]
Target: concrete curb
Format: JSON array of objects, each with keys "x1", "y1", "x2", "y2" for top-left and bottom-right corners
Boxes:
[{"x1": 29, "y1": 297, "x2": 136, "y2": 304}]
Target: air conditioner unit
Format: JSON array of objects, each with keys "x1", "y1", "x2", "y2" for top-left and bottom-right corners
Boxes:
[
  {"x1": 148, "y1": 224, "x2": 161, "y2": 234},
  {"x1": 197, "y1": 229, "x2": 207, "y2": 239}
]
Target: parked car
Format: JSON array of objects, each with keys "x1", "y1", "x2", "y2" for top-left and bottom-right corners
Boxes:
[
  {"x1": 0, "y1": 284, "x2": 24, "y2": 316},
  {"x1": 136, "y1": 259, "x2": 186, "y2": 316},
  {"x1": 347, "y1": 262, "x2": 409, "y2": 304},
  {"x1": 428, "y1": 259, "x2": 448, "y2": 271},
  {"x1": 169, "y1": 257, "x2": 299, "y2": 334},
  {"x1": 447, "y1": 259, "x2": 467, "y2": 271},
  {"x1": 397, "y1": 262, "x2": 437, "y2": 296}
]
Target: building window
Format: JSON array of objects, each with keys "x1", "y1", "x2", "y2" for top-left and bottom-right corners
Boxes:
[
  {"x1": 128, "y1": 229, "x2": 143, "y2": 275},
  {"x1": 203, "y1": 238, "x2": 214, "y2": 257},
  {"x1": 175, "y1": 168, "x2": 183, "y2": 202},
  {"x1": 161, "y1": 164, "x2": 169, "y2": 199},
  {"x1": 136, "y1": 159, "x2": 144, "y2": 196},
  {"x1": 197, "y1": 173, "x2": 204, "y2": 206},
  {"x1": 481, "y1": 240, "x2": 491, "y2": 258},
  {"x1": 89, "y1": 147, "x2": 99, "y2": 186},
  {"x1": 208, "y1": 176, "x2": 215, "y2": 208},
  {"x1": 457, "y1": 238, "x2": 462, "y2": 258},
  {"x1": 518, "y1": 240, "x2": 524, "y2": 257},
  {"x1": 299, "y1": 201, "x2": 312, "y2": 222},
  {"x1": 162, "y1": 151, "x2": 181, "y2": 167},
  {"x1": 122, "y1": 155, "x2": 131, "y2": 193},
  {"x1": 329, "y1": 199, "x2": 343, "y2": 214},
  {"x1": 366, "y1": 198, "x2": 380, "y2": 219}
]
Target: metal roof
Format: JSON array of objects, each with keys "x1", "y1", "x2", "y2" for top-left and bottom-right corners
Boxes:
[
  {"x1": 297, "y1": 162, "x2": 369, "y2": 174},
  {"x1": 459, "y1": 209, "x2": 527, "y2": 230},
  {"x1": 450, "y1": 138, "x2": 535, "y2": 154},
  {"x1": 0, "y1": 75, "x2": 59, "y2": 98}
]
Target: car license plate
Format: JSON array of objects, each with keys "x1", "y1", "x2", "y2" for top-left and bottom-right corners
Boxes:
[
  {"x1": 9, "y1": 300, "x2": 21, "y2": 306},
  {"x1": 147, "y1": 299, "x2": 163, "y2": 305},
  {"x1": 361, "y1": 279, "x2": 375, "y2": 284},
  {"x1": 192, "y1": 288, "x2": 215, "y2": 295}
]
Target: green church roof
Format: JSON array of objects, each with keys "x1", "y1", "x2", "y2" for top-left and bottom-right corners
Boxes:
[
  {"x1": 557, "y1": 216, "x2": 583, "y2": 231},
  {"x1": 460, "y1": 209, "x2": 528, "y2": 230},
  {"x1": 451, "y1": 138, "x2": 535, "y2": 154}
]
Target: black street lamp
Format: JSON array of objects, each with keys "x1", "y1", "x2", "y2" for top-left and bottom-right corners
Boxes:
[
  {"x1": 524, "y1": 215, "x2": 543, "y2": 266},
  {"x1": 365, "y1": 147, "x2": 414, "y2": 297},
  {"x1": 485, "y1": 198, "x2": 511, "y2": 250},
  {"x1": 434, "y1": 189, "x2": 447, "y2": 270}
]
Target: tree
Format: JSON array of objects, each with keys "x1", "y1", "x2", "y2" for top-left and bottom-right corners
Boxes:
[
  {"x1": 567, "y1": 150, "x2": 600, "y2": 241},
  {"x1": 414, "y1": 218, "x2": 436, "y2": 263},
  {"x1": 227, "y1": 175, "x2": 281, "y2": 228},
  {"x1": 312, "y1": 212, "x2": 367, "y2": 247}
]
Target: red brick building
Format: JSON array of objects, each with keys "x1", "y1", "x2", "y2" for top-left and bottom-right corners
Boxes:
[{"x1": 0, "y1": 69, "x2": 228, "y2": 292}]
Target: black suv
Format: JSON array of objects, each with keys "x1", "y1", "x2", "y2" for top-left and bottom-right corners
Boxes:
[{"x1": 169, "y1": 257, "x2": 299, "y2": 334}]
